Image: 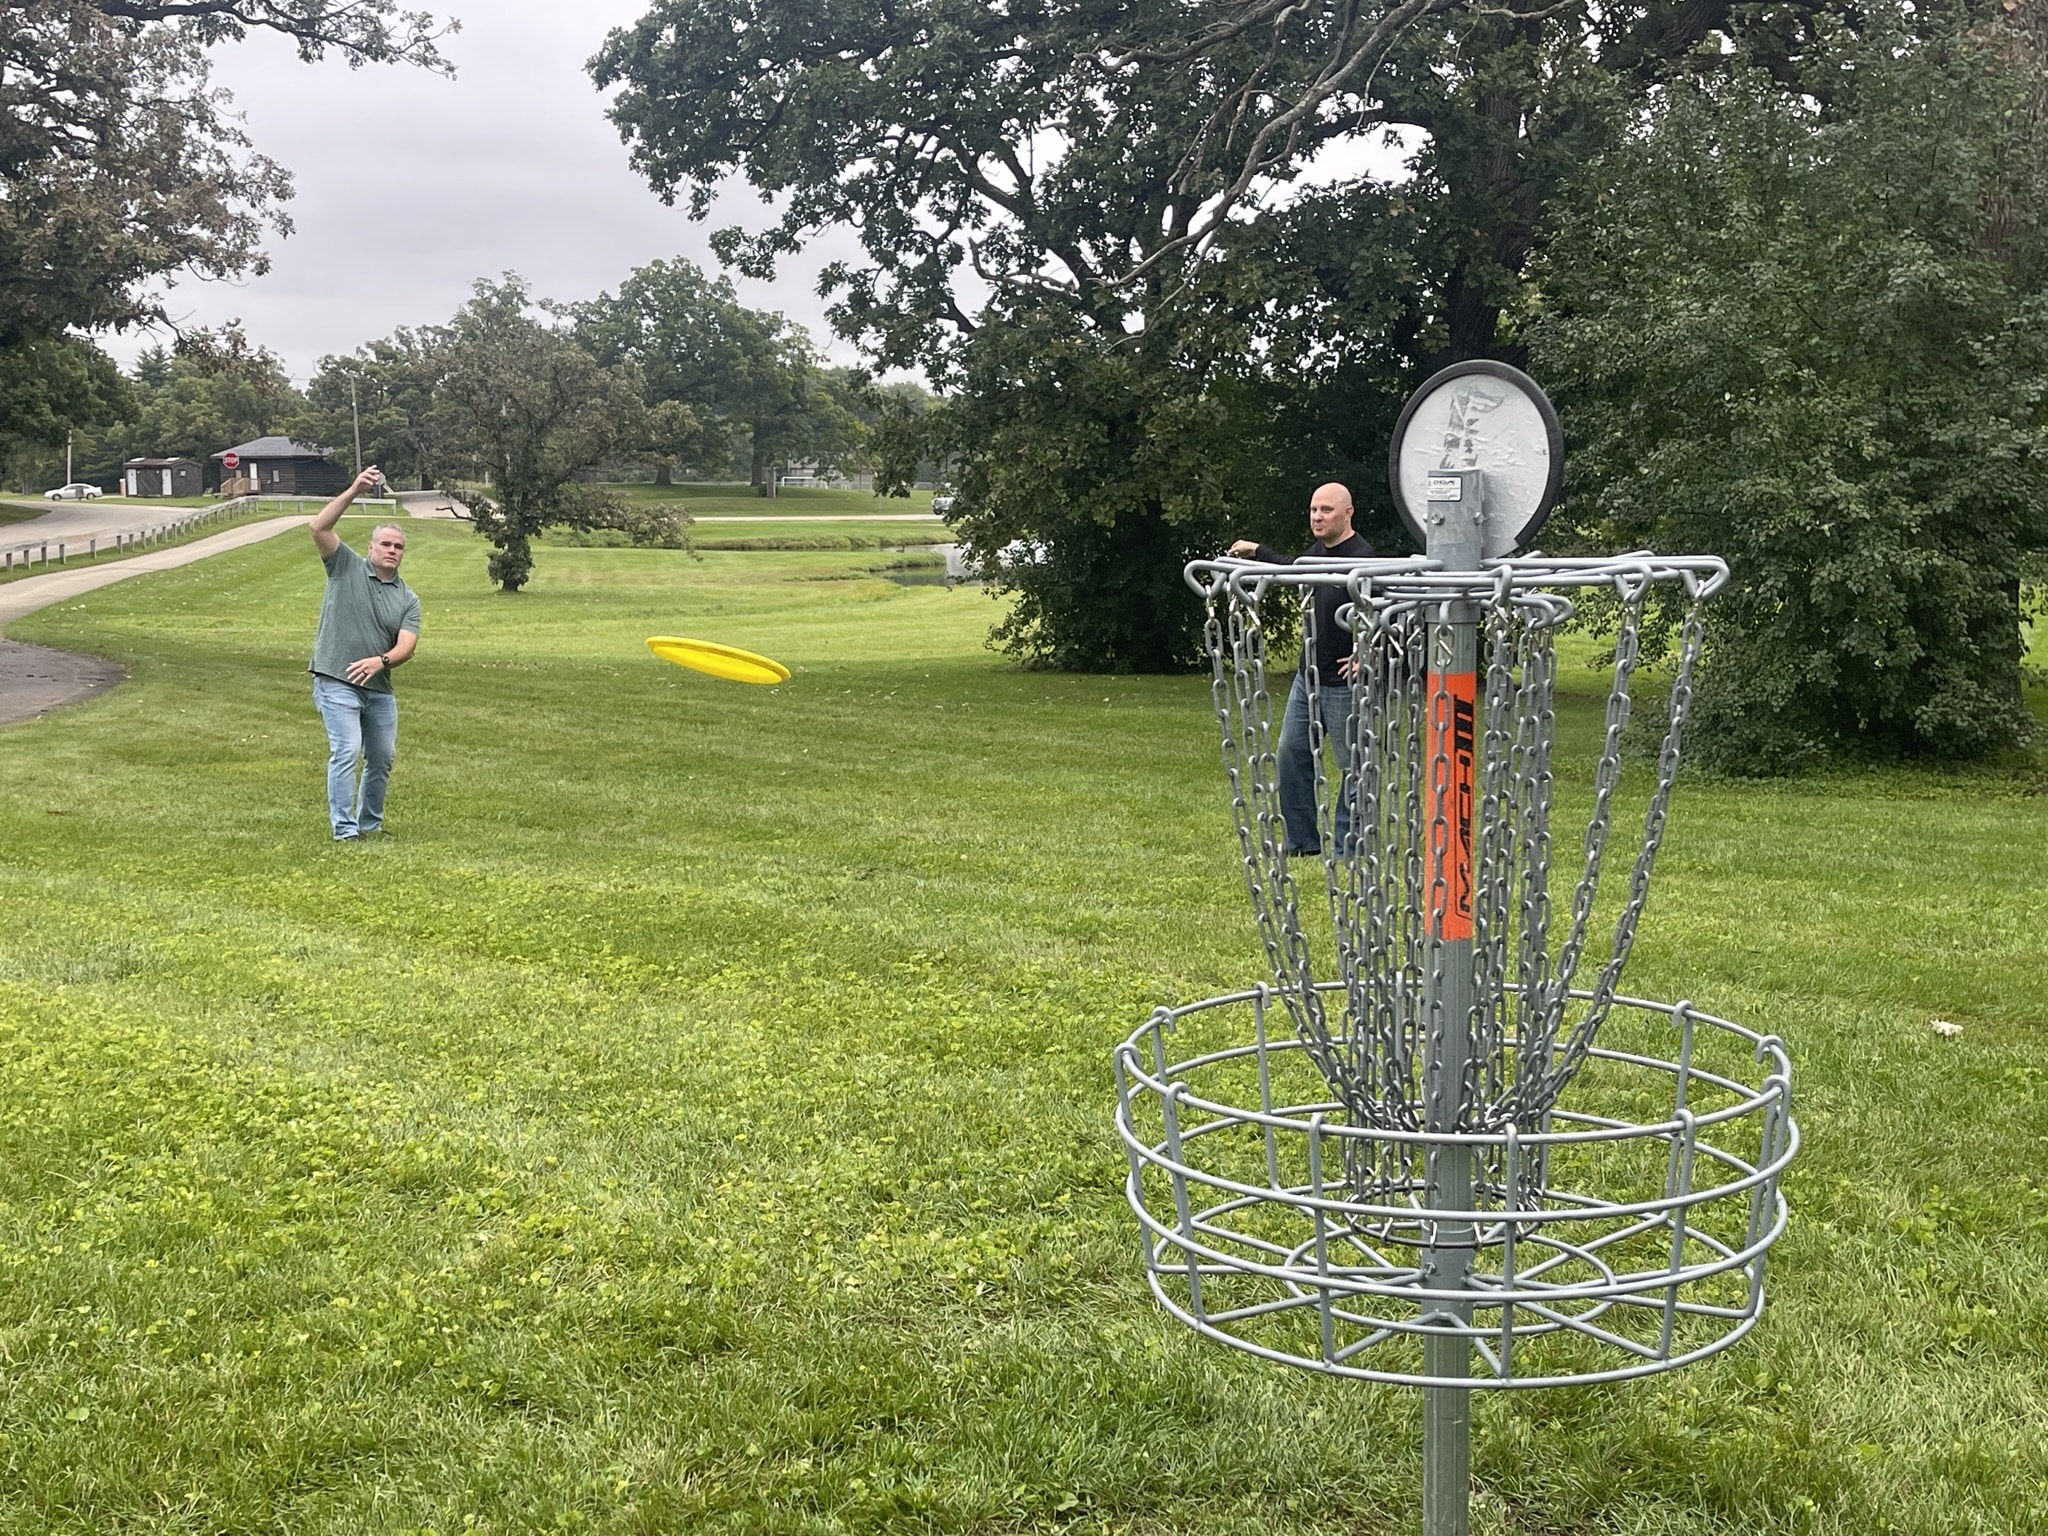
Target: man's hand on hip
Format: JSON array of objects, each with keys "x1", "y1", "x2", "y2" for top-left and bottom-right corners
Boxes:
[{"x1": 343, "y1": 654, "x2": 390, "y2": 686}]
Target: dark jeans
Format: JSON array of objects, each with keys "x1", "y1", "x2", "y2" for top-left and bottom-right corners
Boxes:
[{"x1": 1277, "y1": 671, "x2": 1356, "y2": 855}]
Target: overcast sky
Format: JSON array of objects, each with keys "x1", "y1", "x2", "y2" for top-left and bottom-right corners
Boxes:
[
  {"x1": 108, "y1": 3, "x2": 1411, "y2": 387},
  {"x1": 105, "y1": 1, "x2": 867, "y2": 384}
]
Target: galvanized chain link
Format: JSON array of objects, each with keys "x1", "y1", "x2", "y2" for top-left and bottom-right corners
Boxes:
[
  {"x1": 1191, "y1": 554, "x2": 1724, "y2": 1193},
  {"x1": 1203, "y1": 573, "x2": 1340, "y2": 1091}
]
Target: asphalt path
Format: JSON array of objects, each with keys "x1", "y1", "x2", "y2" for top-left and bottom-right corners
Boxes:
[{"x1": 1, "y1": 494, "x2": 398, "y2": 545}]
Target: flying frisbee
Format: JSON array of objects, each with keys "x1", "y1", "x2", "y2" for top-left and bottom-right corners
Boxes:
[{"x1": 645, "y1": 635, "x2": 790, "y2": 685}]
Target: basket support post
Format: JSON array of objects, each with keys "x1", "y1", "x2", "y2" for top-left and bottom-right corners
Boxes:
[{"x1": 1422, "y1": 466, "x2": 1484, "y2": 1536}]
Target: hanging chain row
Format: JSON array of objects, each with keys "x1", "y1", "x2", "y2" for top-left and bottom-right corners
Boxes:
[{"x1": 1201, "y1": 558, "x2": 1714, "y2": 1160}]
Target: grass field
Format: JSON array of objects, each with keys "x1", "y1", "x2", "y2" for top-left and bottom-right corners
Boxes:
[
  {"x1": 544, "y1": 520, "x2": 948, "y2": 555},
  {"x1": 604, "y1": 483, "x2": 936, "y2": 518},
  {"x1": 0, "y1": 522, "x2": 2044, "y2": 1533}
]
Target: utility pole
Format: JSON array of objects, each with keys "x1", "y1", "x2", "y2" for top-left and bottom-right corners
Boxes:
[
  {"x1": 350, "y1": 379, "x2": 364, "y2": 473},
  {"x1": 66, "y1": 428, "x2": 73, "y2": 486}
]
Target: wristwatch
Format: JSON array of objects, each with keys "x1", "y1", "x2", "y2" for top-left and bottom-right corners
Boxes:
[{"x1": 380, "y1": 653, "x2": 393, "y2": 669}]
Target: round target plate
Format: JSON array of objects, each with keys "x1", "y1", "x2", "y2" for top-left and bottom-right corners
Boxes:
[{"x1": 1387, "y1": 361, "x2": 1563, "y2": 557}]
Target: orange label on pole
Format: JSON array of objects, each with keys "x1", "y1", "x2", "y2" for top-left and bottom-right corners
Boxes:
[{"x1": 1427, "y1": 668, "x2": 1477, "y2": 941}]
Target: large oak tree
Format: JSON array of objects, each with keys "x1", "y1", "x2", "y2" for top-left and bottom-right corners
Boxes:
[
  {"x1": 591, "y1": 0, "x2": 2046, "y2": 772},
  {"x1": 587, "y1": 0, "x2": 1858, "y2": 672}
]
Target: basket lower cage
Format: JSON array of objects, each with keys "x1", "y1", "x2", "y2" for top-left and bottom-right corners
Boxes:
[{"x1": 1115, "y1": 984, "x2": 1797, "y2": 1390}]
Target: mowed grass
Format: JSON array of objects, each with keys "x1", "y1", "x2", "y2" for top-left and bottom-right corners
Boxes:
[
  {"x1": 545, "y1": 520, "x2": 947, "y2": 555},
  {"x1": 0, "y1": 518, "x2": 2043, "y2": 1534},
  {"x1": 605, "y1": 482, "x2": 936, "y2": 518}
]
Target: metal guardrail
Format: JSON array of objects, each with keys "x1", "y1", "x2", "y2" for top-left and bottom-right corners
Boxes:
[{"x1": 0, "y1": 495, "x2": 397, "y2": 575}]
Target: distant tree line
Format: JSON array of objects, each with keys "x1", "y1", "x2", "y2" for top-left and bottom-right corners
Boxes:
[
  {"x1": 4, "y1": 254, "x2": 905, "y2": 592},
  {"x1": 0, "y1": 0, "x2": 447, "y2": 481}
]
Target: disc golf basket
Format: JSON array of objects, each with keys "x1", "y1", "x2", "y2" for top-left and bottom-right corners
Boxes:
[{"x1": 1112, "y1": 365, "x2": 1797, "y2": 1535}]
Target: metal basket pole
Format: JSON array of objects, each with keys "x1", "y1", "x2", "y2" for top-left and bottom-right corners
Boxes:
[{"x1": 1421, "y1": 467, "x2": 1485, "y2": 1536}]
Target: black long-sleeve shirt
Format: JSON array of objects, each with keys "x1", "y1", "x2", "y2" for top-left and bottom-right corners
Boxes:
[{"x1": 1249, "y1": 530, "x2": 1375, "y2": 678}]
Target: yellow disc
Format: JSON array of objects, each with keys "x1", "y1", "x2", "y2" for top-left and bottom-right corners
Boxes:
[{"x1": 645, "y1": 635, "x2": 790, "y2": 686}]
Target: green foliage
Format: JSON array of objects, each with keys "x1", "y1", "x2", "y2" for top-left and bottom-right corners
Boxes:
[
  {"x1": 575, "y1": 258, "x2": 858, "y2": 494},
  {"x1": 0, "y1": 333, "x2": 130, "y2": 487},
  {"x1": 298, "y1": 331, "x2": 444, "y2": 486},
  {"x1": 589, "y1": 0, "x2": 1443, "y2": 370},
  {"x1": 881, "y1": 307, "x2": 1241, "y2": 671},
  {"x1": 0, "y1": 4, "x2": 291, "y2": 344},
  {"x1": 7, "y1": 325, "x2": 307, "y2": 492},
  {"x1": 1528, "y1": 17, "x2": 2048, "y2": 770},
  {"x1": 591, "y1": 0, "x2": 1376, "y2": 668},
  {"x1": 0, "y1": 2, "x2": 448, "y2": 417},
  {"x1": 0, "y1": 3, "x2": 448, "y2": 492},
  {"x1": 429, "y1": 279, "x2": 685, "y2": 591},
  {"x1": 129, "y1": 325, "x2": 307, "y2": 464},
  {"x1": 589, "y1": 0, "x2": 1871, "y2": 671}
]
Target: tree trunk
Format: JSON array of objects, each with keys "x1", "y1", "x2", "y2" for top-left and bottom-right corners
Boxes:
[
  {"x1": 655, "y1": 461, "x2": 672, "y2": 486},
  {"x1": 487, "y1": 532, "x2": 534, "y2": 592},
  {"x1": 752, "y1": 428, "x2": 776, "y2": 498},
  {"x1": 1422, "y1": 39, "x2": 1542, "y2": 372}
]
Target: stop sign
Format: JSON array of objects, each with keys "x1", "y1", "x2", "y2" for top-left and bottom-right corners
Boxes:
[{"x1": 222, "y1": 451, "x2": 240, "y2": 470}]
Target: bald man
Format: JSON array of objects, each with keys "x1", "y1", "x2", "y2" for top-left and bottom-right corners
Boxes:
[{"x1": 1228, "y1": 482, "x2": 1375, "y2": 855}]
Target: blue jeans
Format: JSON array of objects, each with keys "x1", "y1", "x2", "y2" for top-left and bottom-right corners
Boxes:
[
  {"x1": 1277, "y1": 671, "x2": 1357, "y2": 856},
  {"x1": 313, "y1": 676, "x2": 398, "y2": 837}
]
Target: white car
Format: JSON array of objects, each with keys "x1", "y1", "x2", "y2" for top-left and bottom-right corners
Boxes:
[
  {"x1": 43, "y1": 482, "x2": 103, "y2": 500},
  {"x1": 931, "y1": 492, "x2": 956, "y2": 517}
]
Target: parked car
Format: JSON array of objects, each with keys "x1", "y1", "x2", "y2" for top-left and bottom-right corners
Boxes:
[
  {"x1": 931, "y1": 490, "x2": 956, "y2": 517},
  {"x1": 43, "y1": 482, "x2": 103, "y2": 500}
]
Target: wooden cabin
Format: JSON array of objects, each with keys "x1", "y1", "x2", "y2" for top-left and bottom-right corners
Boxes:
[{"x1": 212, "y1": 437, "x2": 350, "y2": 497}]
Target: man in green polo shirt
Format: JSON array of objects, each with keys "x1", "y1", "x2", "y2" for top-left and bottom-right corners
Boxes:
[{"x1": 308, "y1": 466, "x2": 421, "y2": 841}]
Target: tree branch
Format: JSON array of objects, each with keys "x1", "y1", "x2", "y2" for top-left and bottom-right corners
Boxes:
[
  {"x1": 91, "y1": 0, "x2": 458, "y2": 71},
  {"x1": 1112, "y1": 0, "x2": 1468, "y2": 291}
]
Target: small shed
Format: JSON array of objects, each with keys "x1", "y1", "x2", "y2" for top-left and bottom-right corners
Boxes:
[
  {"x1": 122, "y1": 457, "x2": 203, "y2": 498},
  {"x1": 213, "y1": 437, "x2": 350, "y2": 497}
]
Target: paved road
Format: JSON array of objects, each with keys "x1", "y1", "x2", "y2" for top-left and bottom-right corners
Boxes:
[
  {"x1": 0, "y1": 496, "x2": 183, "y2": 545},
  {"x1": 2, "y1": 494, "x2": 401, "y2": 547},
  {"x1": 395, "y1": 490, "x2": 463, "y2": 519}
]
